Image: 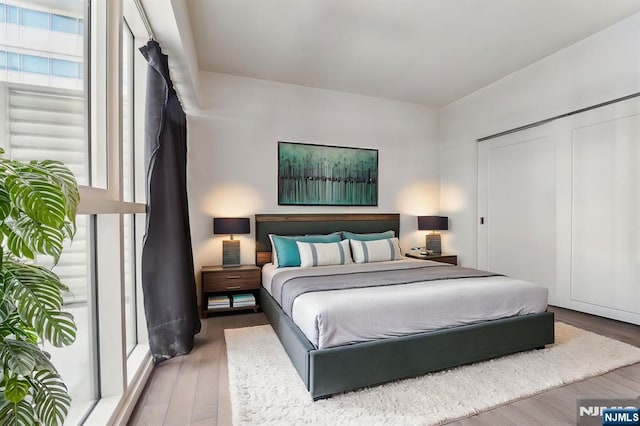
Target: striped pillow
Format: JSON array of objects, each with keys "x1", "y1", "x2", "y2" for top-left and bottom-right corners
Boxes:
[
  {"x1": 269, "y1": 233, "x2": 342, "y2": 267},
  {"x1": 296, "y1": 240, "x2": 353, "y2": 268},
  {"x1": 349, "y1": 237, "x2": 402, "y2": 263}
]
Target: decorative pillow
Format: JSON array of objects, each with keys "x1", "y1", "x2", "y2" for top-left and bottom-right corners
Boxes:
[
  {"x1": 270, "y1": 233, "x2": 342, "y2": 267},
  {"x1": 296, "y1": 240, "x2": 353, "y2": 267},
  {"x1": 349, "y1": 237, "x2": 403, "y2": 263},
  {"x1": 342, "y1": 230, "x2": 395, "y2": 241}
]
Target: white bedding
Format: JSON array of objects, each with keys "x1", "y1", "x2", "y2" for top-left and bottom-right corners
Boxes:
[{"x1": 262, "y1": 259, "x2": 548, "y2": 349}]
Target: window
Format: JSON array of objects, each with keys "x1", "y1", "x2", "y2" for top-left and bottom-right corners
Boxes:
[
  {"x1": 122, "y1": 7, "x2": 148, "y2": 378},
  {"x1": 0, "y1": 4, "x2": 84, "y2": 34},
  {"x1": 20, "y1": 8, "x2": 48, "y2": 30},
  {"x1": 4, "y1": 88, "x2": 97, "y2": 422},
  {"x1": 7, "y1": 5, "x2": 17, "y2": 24},
  {"x1": 1, "y1": 0, "x2": 151, "y2": 422},
  {"x1": 122, "y1": 22, "x2": 138, "y2": 357},
  {"x1": 21, "y1": 54, "x2": 49, "y2": 74},
  {"x1": 6, "y1": 89, "x2": 87, "y2": 184},
  {"x1": 41, "y1": 215, "x2": 98, "y2": 422},
  {"x1": 51, "y1": 14, "x2": 78, "y2": 34},
  {"x1": 0, "y1": 52, "x2": 82, "y2": 78},
  {"x1": 0, "y1": 1, "x2": 97, "y2": 423},
  {"x1": 7, "y1": 52, "x2": 18, "y2": 70},
  {"x1": 51, "y1": 58, "x2": 82, "y2": 78}
]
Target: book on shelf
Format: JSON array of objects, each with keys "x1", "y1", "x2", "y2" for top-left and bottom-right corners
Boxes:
[
  {"x1": 208, "y1": 295, "x2": 230, "y2": 309},
  {"x1": 231, "y1": 293, "x2": 256, "y2": 307}
]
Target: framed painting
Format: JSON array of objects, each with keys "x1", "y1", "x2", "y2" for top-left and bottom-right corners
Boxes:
[{"x1": 278, "y1": 141, "x2": 378, "y2": 206}]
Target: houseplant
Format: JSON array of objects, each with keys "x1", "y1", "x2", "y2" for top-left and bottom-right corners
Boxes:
[{"x1": 0, "y1": 147, "x2": 79, "y2": 425}]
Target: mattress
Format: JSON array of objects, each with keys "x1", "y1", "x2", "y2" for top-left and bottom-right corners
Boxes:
[{"x1": 262, "y1": 259, "x2": 548, "y2": 349}]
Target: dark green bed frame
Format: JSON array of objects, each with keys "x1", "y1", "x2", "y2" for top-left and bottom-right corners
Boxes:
[{"x1": 255, "y1": 213, "x2": 555, "y2": 400}]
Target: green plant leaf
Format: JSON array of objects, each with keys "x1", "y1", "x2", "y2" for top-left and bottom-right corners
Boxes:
[
  {"x1": 38, "y1": 311, "x2": 76, "y2": 348},
  {"x1": 0, "y1": 157, "x2": 78, "y2": 426},
  {"x1": 34, "y1": 161, "x2": 79, "y2": 224},
  {"x1": 1, "y1": 339, "x2": 56, "y2": 373},
  {"x1": 62, "y1": 221, "x2": 75, "y2": 241},
  {"x1": 3, "y1": 261, "x2": 76, "y2": 347},
  {"x1": 0, "y1": 339, "x2": 36, "y2": 376},
  {"x1": 4, "y1": 173, "x2": 67, "y2": 228},
  {"x1": 0, "y1": 399, "x2": 36, "y2": 426},
  {"x1": 30, "y1": 370, "x2": 70, "y2": 426},
  {"x1": 3, "y1": 261, "x2": 64, "y2": 311},
  {"x1": 1, "y1": 224, "x2": 34, "y2": 260},
  {"x1": 4, "y1": 216, "x2": 64, "y2": 262},
  {"x1": 4, "y1": 377, "x2": 31, "y2": 404},
  {"x1": 0, "y1": 299, "x2": 14, "y2": 324},
  {"x1": 0, "y1": 188, "x2": 10, "y2": 223}
]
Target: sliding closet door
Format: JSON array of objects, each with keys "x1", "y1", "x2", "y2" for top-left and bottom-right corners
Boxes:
[
  {"x1": 477, "y1": 126, "x2": 557, "y2": 299},
  {"x1": 477, "y1": 97, "x2": 640, "y2": 323},
  {"x1": 570, "y1": 111, "x2": 640, "y2": 316}
]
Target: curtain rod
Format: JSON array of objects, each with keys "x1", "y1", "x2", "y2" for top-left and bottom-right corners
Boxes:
[
  {"x1": 133, "y1": 0, "x2": 155, "y2": 40},
  {"x1": 477, "y1": 91, "x2": 640, "y2": 142}
]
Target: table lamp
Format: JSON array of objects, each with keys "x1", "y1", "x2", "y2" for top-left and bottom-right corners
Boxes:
[
  {"x1": 417, "y1": 216, "x2": 449, "y2": 256},
  {"x1": 213, "y1": 217, "x2": 250, "y2": 267}
]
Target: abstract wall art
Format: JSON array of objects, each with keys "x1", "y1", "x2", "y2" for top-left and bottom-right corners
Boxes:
[{"x1": 278, "y1": 141, "x2": 378, "y2": 206}]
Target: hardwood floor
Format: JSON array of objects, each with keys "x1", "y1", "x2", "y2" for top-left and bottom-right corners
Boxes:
[{"x1": 128, "y1": 307, "x2": 640, "y2": 425}]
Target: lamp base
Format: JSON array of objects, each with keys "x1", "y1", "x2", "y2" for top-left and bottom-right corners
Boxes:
[
  {"x1": 425, "y1": 233, "x2": 442, "y2": 256},
  {"x1": 222, "y1": 240, "x2": 241, "y2": 267}
]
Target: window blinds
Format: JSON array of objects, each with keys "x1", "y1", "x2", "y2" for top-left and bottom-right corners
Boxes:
[{"x1": 7, "y1": 88, "x2": 89, "y2": 304}]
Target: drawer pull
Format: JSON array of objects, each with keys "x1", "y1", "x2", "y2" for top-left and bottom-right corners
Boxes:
[
  {"x1": 226, "y1": 275, "x2": 241, "y2": 279},
  {"x1": 226, "y1": 285, "x2": 242, "y2": 290}
]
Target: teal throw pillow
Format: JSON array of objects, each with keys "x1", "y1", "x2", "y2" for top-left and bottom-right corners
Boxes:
[
  {"x1": 342, "y1": 230, "x2": 395, "y2": 241},
  {"x1": 271, "y1": 234, "x2": 342, "y2": 267}
]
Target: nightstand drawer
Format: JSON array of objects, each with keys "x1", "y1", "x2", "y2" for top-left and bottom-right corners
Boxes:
[{"x1": 202, "y1": 269, "x2": 260, "y2": 292}]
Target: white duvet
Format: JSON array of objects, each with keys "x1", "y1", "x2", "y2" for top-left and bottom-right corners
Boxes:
[{"x1": 262, "y1": 259, "x2": 548, "y2": 349}]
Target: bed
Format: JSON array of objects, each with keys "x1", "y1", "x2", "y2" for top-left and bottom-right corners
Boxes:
[{"x1": 256, "y1": 213, "x2": 555, "y2": 400}]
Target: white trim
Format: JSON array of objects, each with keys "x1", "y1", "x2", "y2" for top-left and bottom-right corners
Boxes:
[
  {"x1": 82, "y1": 348, "x2": 153, "y2": 425},
  {"x1": 78, "y1": 187, "x2": 145, "y2": 213},
  {"x1": 123, "y1": 0, "x2": 149, "y2": 40}
]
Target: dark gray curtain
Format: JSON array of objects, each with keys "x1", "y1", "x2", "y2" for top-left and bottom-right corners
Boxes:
[{"x1": 140, "y1": 40, "x2": 200, "y2": 363}]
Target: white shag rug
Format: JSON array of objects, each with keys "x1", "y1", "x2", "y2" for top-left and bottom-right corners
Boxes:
[{"x1": 225, "y1": 323, "x2": 640, "y2": 425}]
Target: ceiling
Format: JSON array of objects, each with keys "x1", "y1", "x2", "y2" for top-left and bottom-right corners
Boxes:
[{"x1": 184, "y1": 0, "x2": 640, "y2": 107}]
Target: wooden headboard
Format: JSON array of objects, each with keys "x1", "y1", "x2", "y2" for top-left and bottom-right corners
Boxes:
[{"x1": 255, "y1": 213, "x2": 400, "y2": 266}]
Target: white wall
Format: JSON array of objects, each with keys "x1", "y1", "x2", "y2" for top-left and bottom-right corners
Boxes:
[
  {"x1": 188, "y1": 72, "x2": 440, "y2": 293},
  {"x1": 440, "y1": 12, "x2": 640, "y2": 267}
]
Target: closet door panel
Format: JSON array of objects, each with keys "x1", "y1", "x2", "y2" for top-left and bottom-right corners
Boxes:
[
  {"x1": 571, "y1": 114, "x2": 640, "y2": 315},
  {"x1": 478, "y1": 130, "x2": 556, "y2": 295}
]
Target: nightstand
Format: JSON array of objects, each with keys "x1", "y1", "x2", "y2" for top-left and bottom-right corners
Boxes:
[
  {"x1": 201, "y1": 265, "x2": 261, "y2": 317},
  {"x1": 405, "y1": 253, "x2": 458, "y2": 265}
]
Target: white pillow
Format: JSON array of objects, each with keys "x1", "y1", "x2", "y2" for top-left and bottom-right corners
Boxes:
[
  {"x1": 296, "y1": 240, "x2": 353, "y2": 267},
  {"x1": 349, "y1": 237, "x2": 402, "y2": 263}
]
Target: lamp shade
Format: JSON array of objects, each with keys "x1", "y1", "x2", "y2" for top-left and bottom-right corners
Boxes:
[
  {"x1": 417, "y1": 216, "x2": 449, "y2": 231},
  {"x1": 213, "y1": 217, "x2": 250, "y2": 235}
]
